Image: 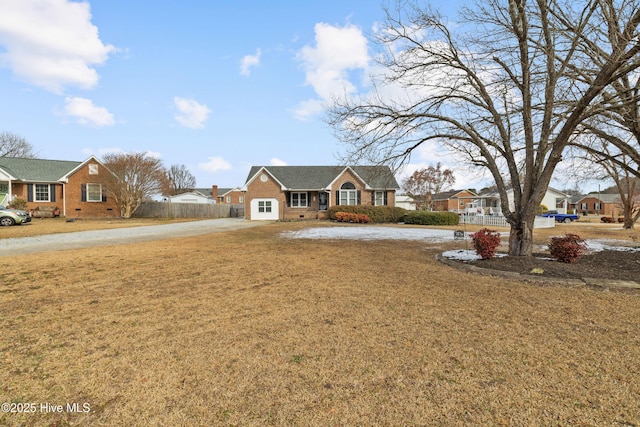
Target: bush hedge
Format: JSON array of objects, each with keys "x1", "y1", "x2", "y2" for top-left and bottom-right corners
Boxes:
[
  {"x1": 328, "y1": 205, "x2": 407, "y2": 223},
  {"x1": 402, "y1": 210, "x2": 460, "y2": 226}
]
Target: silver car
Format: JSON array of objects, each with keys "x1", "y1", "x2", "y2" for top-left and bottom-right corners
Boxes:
[{"x1": 0, "y1": 205, "x2": 32, "y2": 226}]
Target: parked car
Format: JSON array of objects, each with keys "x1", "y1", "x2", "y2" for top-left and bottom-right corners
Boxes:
[
  {"x1": 540, "y1": 210, "x2": 579, "y2": 223},
  {"x1": 0, "y1": 205, "x2": 32, "y2": 226}
]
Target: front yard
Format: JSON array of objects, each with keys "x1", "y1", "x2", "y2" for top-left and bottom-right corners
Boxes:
[{"x1": 1, "y1": 221, "x2": 639, "y2": 425}]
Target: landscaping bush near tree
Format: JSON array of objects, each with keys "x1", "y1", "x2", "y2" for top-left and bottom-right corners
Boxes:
[
  {"x1": 548, "y1": 233, "x2": 588, "y2": 263},
  {"x1": 328, "y1": 205, "x2": 406, "y2": 223},
  {"x1": 402, "y1": 210, "x2": 459, "y2": 226},
  {"x1": 471, "y1": 228, "x2": 502, "y2": 260}
]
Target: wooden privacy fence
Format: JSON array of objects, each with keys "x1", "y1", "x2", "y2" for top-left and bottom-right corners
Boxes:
[{"x1": 133, "y1": 202, "x2": 245, "y2": 219}]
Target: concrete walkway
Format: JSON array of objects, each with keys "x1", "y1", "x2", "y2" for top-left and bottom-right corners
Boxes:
[{"x1": 0, "y1": 218, "x2": 265, "y2": 256}]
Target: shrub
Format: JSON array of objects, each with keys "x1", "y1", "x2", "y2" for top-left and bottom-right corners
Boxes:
[
  {"x1": 470, "y1": 228, "x2": 501, "y2": 259},
  {"x1": 328, "y1": 205, "x2": 407, "y2": 223},
  {"x1": 600, "y1": 216, "x2": 615, "y2": 223},
  {"x1": 7, "y1": 198, "x2": 27, "y2": 210},
  {"x1": 548, "y1": 233, "x2": 587, "y2": 263},
  {"x1": 402, "y1": 210, "x2": 460, "y2": 226},
  {"x1": 335, "y1": 212, "x2": 370, "y2": 223}
]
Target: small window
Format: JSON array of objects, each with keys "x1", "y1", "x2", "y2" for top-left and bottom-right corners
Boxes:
[
  {"x1": 88, "y1": 164, "x2": 99, "y2": 175},
  {"x1": 581, "y1": 203, "x2": 588, "y2": 211},
  {"x1": 226, "y1": 196, "x2": 231, "y2": 203},
  {"x1": 86, "y1": 183, "x2": 102, "y2": 202},
  {"x1": 239, "y1": 196, "x2": 244, "y2": 203},
  {"x1": 594, "y1": 202, "x2": 601, "y2": 211},
  {"x1": 35, "y1": 184, "x2": 50, "y2": 202},
  {"x1": 258, "y1": 200, "x2": 272, "y2": 213},
  {"x1": 291, "y1": 192, "x2": 308, "y2": 208}
]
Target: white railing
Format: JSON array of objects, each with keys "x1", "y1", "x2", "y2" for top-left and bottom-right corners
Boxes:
[
  {"x1": 0, "y1": 194, "x2": 7, "y2": 206},
  {"x1": 460, "y1": 215, "x2": 555, "y2": 229}
]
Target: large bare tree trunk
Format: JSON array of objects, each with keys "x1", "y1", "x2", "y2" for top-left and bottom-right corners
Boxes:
[{"x1": 508, "y1": 220, "x2": 534, "y2": 256}]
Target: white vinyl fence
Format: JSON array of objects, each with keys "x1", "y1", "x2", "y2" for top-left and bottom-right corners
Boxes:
[{"x1": 460, "y1": 215, "x2": 555, "y2": 229}]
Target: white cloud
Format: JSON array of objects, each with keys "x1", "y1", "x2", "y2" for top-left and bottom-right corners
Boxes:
[
  {"x1": 198, "y1": 156, "x2": 232, "y2": 173},
  {"x1": 295, "y1": 23, "x2": 369, "y2": 119},
  {"x1": 292, "y1": 98, "x2": 325, "y2": 121},
  {"x1": 270, "y1": 158, "x2": 287, "y2": 166},
  {"x1": 63, "y1": 96, "x2": 114, "y2": 127},
  {"x1": 0, "y1": 0, "x2": 116, "y2": 93},
  {"x1": 173, "y1": 97, "x2": 211, "y2": 129},
  {"x1": 240, "y1": 48, "x2": 261, "y2": 76}
]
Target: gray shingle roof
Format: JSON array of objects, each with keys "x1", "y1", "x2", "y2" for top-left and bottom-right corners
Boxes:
[
  {"x1": 246, "y1": 166, "x2": 400, "y2": 190},
  {"x1": 0, "y1": 157, "x2": 81, "y2": 182}
]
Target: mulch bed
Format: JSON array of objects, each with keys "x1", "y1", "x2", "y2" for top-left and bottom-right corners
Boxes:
[{"x1": 460, "y1": 249, "x2": 640, "y2": 281}]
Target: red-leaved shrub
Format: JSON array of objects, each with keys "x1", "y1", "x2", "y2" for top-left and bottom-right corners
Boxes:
[
  {"x1": 471, "y1": 228, "x2": 501, "y2": 259},
  {"x1": 335, "y1": 212, "x2": 370, "y2": 223},
  {"x1": 548, "y1": 233, "x2": 587, "y2": 263}
]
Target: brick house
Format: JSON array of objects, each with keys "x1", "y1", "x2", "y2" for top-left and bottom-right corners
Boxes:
[
  {"x1": 0, "y1": 156, "x2": 119, "y2": 218},
  {"x1": 575, "y1": 193, "x2": 622, "y2": 216},
  {"x1": 432, "y1": 189, "x2": 478, "y2": 212},
  {"x1": 211, "y1": 186, "x2": 244, "y2": 204},
  {"x1": 242, "y1": 165, "x2": 400, "y2": 220}
]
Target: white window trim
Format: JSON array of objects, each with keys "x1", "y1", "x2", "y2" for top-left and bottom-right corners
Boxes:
[
  {"x1": 339, "y1": 190, "x2": 357, "y2": 206},
  {"x1": 86, "y1": 183, "x2": 102, "y2": 202},
  {"x1": 291, "y1": 192, "x2": 308, "y2": 208},
  {"x1": 34, "y1": 184, "x2": 51, "y2": 202}
]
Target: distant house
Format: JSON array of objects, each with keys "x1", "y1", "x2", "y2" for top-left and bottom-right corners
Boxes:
[
  {"x1": 432, "y1": 189, "x2": 478, "y2": 212},
  {"x1": 167, "y1": 186, "x2": 244, "y2": 204},
  {"x1": 242, "y1": 165, "x2": 400, "y2": 220},
  {"x1": 575, "y1": 193, "x2": 622, "y2": 216},
  {"x1": 167, "y1": 190, "x2": 215, "y2": 204},
  {"x1": 469, "y1": 187, "x2": 570, "y2": 215},
  {"x1": 395, "y1": 194, "x2": 416, "y2": 211},
  {"x1": 212, "y1": 186, "x2": 244, "y2": 204},
  {"x1": 0, "y1": 156, "x2": 119, "y2": 218}
]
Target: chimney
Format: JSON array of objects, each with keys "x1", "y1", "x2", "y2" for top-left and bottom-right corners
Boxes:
[{"x1": 212, "y1": 185, "x2": 218, "y2": 199}]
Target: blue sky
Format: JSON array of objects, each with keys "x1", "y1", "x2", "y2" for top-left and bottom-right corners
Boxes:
[
  {"x1": 1, "y1": 0, "x2": 595, "y2": 193},
  {"x1": 0, "y1": 0, "x2": 469, "y2": 190}
]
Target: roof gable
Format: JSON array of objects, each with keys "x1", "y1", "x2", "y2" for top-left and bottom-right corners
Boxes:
[{"x1": 0, "y1": 157, "x2": 81, "y2": 182}]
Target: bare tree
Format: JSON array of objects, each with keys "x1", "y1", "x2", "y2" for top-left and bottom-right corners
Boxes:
[
  {"x1": 163, "y1": 164, "x2": 197, "y2": 196},
  {"x1": 328, "y1": 0, "x2": 640, "y2": 256},
  {"x1": 582, "y1": 140, "x2": 640, "y2": 228},
  {"x1": 100, "y1": 152, "x2": 167, "y2": 218},
  {"x1": 403, "y1": 163, "x2": 455, "y2": 210},
  {"x1": 0, "y1": 131, "x2": 37, "y2": 158}
]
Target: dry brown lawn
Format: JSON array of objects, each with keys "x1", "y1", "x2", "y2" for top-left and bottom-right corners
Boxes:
[
  {"x1": 0, "y1": 217, "x2": 196, "y2": 239},
  {"x1": 1, "y1": 221, "x2": 639, "y2": 426}
]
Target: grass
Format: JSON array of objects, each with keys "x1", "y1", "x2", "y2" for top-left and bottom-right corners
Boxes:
[
  {"x1": 0, "y1": 220, "x2": 639, "y2": 426},
  {"x1": 0, "y1": 217, "x2": 197, "y2": 239}
]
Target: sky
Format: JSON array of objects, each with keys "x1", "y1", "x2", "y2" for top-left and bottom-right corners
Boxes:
[{"x1": 0, "y1": 0, "x2": 596, "y2": 193}]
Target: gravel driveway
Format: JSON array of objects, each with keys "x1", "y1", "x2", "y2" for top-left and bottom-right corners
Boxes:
[{"x1": 0, "y1": 218, "x2": 264, "y2": 256}]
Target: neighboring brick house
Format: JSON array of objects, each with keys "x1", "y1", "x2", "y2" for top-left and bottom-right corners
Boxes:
[
  {"x1": 575, "y1": 193, "x2": 622, "y2": 216},
  {"x1": 432, "y1": 189, "x2": 478, "y2": 212},
  {"x1": 211, "y1": 186, "x2": 244, "y2": 204},
  {"x1": 242, "y1": 165, "x2": 400, "y2": 220},
  {"x1": 0, "y1": 156, "x2": 119, "y2": 218}
]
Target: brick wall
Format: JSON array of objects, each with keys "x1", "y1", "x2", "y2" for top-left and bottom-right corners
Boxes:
[
  {"x1": 244, "y1": 172, "x2": 284, "y2": 220},
  {"x1": 65, "y1": 162, "x2": 120, "y2": 218}
]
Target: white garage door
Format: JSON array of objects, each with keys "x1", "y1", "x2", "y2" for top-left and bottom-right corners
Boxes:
[{"x1": 250, "y1": 198, "x2": 279, "y2": 220}]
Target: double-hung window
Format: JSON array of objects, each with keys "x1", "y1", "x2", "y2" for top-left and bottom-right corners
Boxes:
[
  {"x1": 339, "y1": 182, "x2": 357, "y2": 205},
  {"x1": 374, "y1": 191, "x2": 385, "y2": 206},
  {"x1": 35, "y1": 184, "x2": 50, "y2": 202},
  {"x1": 86, "y1": 183, "x2": 102, "y2": 202},
  {"x1": 291, "y1": 192, "x2": 308, "y2": 208}
]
